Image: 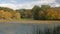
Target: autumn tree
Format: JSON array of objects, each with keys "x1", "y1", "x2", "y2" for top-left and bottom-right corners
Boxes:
[
  {"x1": 14, "y1": 12, "x2": 21, "y2": 19},
  {"x1": 0, "y1": 10, "x2": 12, "y2": 19},
  {"x1": 46, "y1": 8, "x2": 60, "y2": 20},
  {"x1": 0, "y1": 7, "x2": 21, "y2": 20}
]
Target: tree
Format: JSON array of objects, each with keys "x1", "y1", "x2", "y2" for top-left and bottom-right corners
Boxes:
[
  {"x1": 16, "y1": 9, "x2": 26, "y2": 18},
  {"x1": 0, "y1": 7, "x2": 21, "y2": 20},
  {"x1": 14, "y1": 12, "x2": 21, "y2": 19},
  {"x1": 41, "y1": 5, "x2": 50, "y2": 11},
  {"x1": 32, "y1": 5, "x2": 40, "y2": 20},
  {"x1": 0, "y1": 10, "x2": 12, "y2": 19},
  {"x1": 16, "y1": 9, "x2": 33, "y2": 18},
  {"x1": 24, "y1": 10, "x2": 33, "y2": 18},
  {"x1": 40, "y1": 5, "x2": 50, "y2": 20},
  {"x1": 46, "y1": 8, "x2": 60, "y2": 20}
]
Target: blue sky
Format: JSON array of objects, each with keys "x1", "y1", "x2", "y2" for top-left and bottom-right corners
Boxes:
[{"x1": 0, "y1": 0, "x2": 60, "y2": 9}]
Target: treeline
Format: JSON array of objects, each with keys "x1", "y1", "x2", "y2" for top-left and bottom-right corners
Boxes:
[
  {"x1": 0, "y1": 5, "x2": 60, "y2": 20},
  {"x1": 16, "y1": 5, "x2": 60, "y2": 20},
  {"x1": 32, "y1": 5, "x2": 60, "y2": 20}
]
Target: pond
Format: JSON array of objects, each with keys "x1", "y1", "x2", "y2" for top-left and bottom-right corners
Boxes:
[{"x1": 0, "y1": 22, "x2": 60, "y2": 34}]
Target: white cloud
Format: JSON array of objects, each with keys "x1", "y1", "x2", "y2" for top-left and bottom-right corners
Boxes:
[
  {"x1": 0, "y1": 4, "x2": 16, "y2": 9},
  {"x1": 0, "y1": 0, "x2": 57, "y2": 9}
]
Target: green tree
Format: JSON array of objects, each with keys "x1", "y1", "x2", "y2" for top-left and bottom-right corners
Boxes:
[
  {"x1": 32, "y1": 5, "x2": 40, "y2": 20},
  {"x1": 40, "y1": 5, "x2": 50, "y2": 20}
]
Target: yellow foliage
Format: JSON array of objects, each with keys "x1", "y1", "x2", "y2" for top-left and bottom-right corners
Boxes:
[
  {"x1": 0, "y1": 10, "x2": 21, "y2": 20},
  {"x1": 2, "y1": 12, "x2": 12, "y2": 19},
  {"x1": 15, "y1": 12, "x2": 20, "y2": 19},
  {"x1": 47, "y1": 8, "x2": 60, "y2": 19}
]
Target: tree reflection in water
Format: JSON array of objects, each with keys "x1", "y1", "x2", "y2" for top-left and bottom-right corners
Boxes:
[{"x1": 38, "y1": 24, "x2": 60, "y2": 34}]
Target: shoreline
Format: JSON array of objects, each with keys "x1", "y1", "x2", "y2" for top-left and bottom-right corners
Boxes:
[{"x1": 0, "y1": 19, "x2": 59, "y2": 24}]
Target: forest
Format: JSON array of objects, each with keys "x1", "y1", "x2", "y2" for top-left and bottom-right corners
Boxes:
[{"x1": 0, "y1": 5, "x2": 60, "y2": 20}]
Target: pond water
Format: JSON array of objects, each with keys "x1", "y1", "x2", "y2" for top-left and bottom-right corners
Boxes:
[{"x1": 0, "y1": 23, "x2": 60, "y2": 34}]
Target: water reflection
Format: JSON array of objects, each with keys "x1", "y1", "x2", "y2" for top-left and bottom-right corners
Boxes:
[{"x1": 0, "y1": 23, "x2": 60, "y2": 34}]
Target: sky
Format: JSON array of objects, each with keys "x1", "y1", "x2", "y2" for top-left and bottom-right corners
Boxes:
[{"x1": 0, "y1": 0, "x2": 60, "y2": 10}]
